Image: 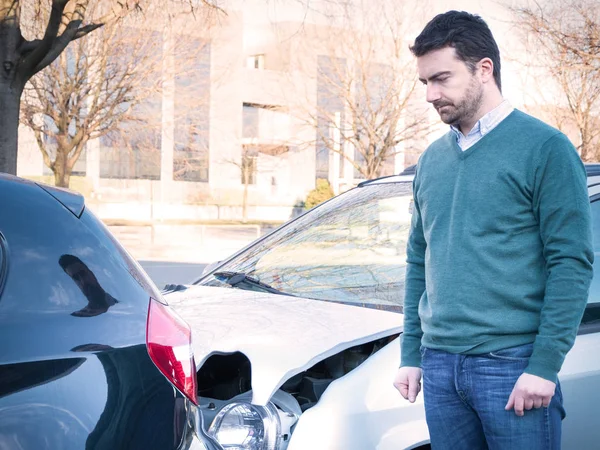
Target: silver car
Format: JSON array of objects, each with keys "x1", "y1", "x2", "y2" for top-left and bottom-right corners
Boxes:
[{"x1": 167, "y1": 164, "x2": 600, "y2": 450}]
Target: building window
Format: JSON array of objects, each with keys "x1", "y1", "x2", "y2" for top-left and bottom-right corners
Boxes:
[
  {"x1": 100, "y1": 130, "x2": 161, "y2": 180},
  {"x1": 243, "y1": 102, "x2": 289, "y2": 142},
  {"x1": 99, "y1": 30, "x2": 162, "y2": 181},
  {"x1": 42, "y1": 136, "x2": 87, "y2": 177},
  {"x1": 173, "y1": 37, "x2": 211, "y2": 183},
  {"x1": 99, "y1": 93, "x2": 162, "y2": 181},
  {"x1": 247, "y1": 54, "x2": 265, "y2": 70},
  {"x1": 316, "y1": 55, "x2": 346, "y2": 182},
  {"x1": 243, "y1": 103, "x2": 260, "y2": 139}
]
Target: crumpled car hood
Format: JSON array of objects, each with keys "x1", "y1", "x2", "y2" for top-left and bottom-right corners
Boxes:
[{"x1": 166, "y1": 285, "x2": 403, "y2": 406}]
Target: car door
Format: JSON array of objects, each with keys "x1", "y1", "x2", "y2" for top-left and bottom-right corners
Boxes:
[{"x1": 560, "y1": 193, "x2": 600, "y2": 449}]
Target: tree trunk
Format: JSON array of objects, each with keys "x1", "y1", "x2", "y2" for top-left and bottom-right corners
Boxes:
[
  {"x1": 0, "y1": 0, "x2": 23, "y2": 175},
  {"x1": 0, "y1": 82, "x2": 22, "y2": 175},
  {"x1": 53, "y1": 168, "x2": 71, "y2": 188},
  {"x1": 242, "y1": 178, "x2": 248, "y2": 224},
  {"x1": 53, "y1": 150, "x2": 71, "y2": 188}
]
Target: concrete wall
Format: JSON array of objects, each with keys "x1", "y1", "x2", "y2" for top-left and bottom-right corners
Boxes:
[{"x1": 91, "y1": 201, "x2": 298, "y2": 222}]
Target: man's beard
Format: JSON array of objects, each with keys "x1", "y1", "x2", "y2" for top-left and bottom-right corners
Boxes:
[{"x1": 433, "y1": 78, "x2": 484, "y2": 128}]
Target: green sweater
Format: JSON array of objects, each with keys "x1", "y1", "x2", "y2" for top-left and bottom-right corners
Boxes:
[{"x1": 400, "y1": 110, "x2": 594, "y2": 382}]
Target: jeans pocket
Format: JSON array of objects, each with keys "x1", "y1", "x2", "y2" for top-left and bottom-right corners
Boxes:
[
  {"x1": 487, "y1": 343, "x2": 534, "y2": 361},
  {"x1": 419, "y1": 345, "x2": 427, "y2": 358}
]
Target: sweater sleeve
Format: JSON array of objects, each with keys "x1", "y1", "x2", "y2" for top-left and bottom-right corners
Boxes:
[
  {"x1": 526, "y1": 133, "x2": 594, "y2": 382},
  {"x1": 400, "y1": 168, "x2": 427, "y2": 368}
]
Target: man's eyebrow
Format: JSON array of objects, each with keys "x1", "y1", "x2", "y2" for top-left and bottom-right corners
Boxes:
[{"x1": 419, "y1": 71, "x2": 452, "y2": 83}]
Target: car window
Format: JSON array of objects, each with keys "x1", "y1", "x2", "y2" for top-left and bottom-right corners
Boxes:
[
  {"x1": 0, "y1": 182, "x2": 152, "y2": 316},
  {"x1": 199, "y1": 182, "x2": 413, "y2": 308},
  {"x1": 587, "y1": 197, "x2": 600, "y2": 304},
  {"x1": 580, "y1": 196, "x2": 600, "y2": 333}
]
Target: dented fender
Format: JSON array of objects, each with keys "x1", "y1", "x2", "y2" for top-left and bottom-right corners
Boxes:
[{"x1": 288, "y1": 337, "x2": 430, "y2": 450}]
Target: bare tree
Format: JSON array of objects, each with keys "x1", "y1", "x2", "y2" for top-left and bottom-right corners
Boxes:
[
  {"x1": 0, "y1": 0, "x2": 222, "y2": 176},
  {"x1": 509, "y1": 0, "x2": 600, "y2": 161},
  {"x1": 220, "y1": 142, "x2": 289, "y2": 223},
  {"x1": 20, "y1": 2, "x2": 216, "y2": 187},
  {"x1": 229, "y1": 144, "x2": 258, "y2": 223},
  {"x1": 20, "y1": 7, "x2": 156, "y2": 187},
  {"x1": 286, "y1": 0, "x2": 431, "y2": 182}
]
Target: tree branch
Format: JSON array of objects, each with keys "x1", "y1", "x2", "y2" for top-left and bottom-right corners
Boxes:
[
  {"x1": 32, "y1": 127, "x2": 55, "y2": 170},
  {"x1": 32, "y1": 19, "x2": 83, "y2": 75},
  {"x1": 68, "y1": 135, "x2": 88, "y2": 168},
  {"x1": 73, "y1": 22, "x2": 104, "y2": 39},
  {"x1": 20, "y1": 0, "x2": 69, "y2": 76},
  {"x1": 200, "y1": 0, "x2": 226, "y2": 15}
]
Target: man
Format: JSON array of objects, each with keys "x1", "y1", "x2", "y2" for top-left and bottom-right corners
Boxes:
[{"x1": 393, "y1": 11, "x2": 593, "y2": 450}]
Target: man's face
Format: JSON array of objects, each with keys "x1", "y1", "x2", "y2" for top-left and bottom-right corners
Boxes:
[{"x1": 417, "y1": 47, "x2": 484, "y2": 127}]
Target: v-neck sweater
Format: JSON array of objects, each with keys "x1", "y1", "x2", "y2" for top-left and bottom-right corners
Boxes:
[{"x1": 400, "y1": 109, "x2": 594, "y2": 382}]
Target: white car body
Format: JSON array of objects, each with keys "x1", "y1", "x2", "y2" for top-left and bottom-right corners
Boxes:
[
  {"x1": 167, "y1": 169, "x2": 600, "y2": 450},
  {"x1": 168, "y1": 286, "x2": 430, "y2": 450},
  {"x1": 167, "y1": 286, "x2": 402, "y2": 406}
]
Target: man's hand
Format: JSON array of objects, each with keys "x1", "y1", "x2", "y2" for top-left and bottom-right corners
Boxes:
[
  {"x1": 393, "y1": 366, "x2": 423, "y2": 403},
  {"x1": 505, "y1": 373, "x2": 556, "y2": 416}
]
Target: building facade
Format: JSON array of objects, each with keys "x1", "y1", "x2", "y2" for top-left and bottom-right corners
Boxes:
[{"x1": 15, "y1": 1, "x2": 529, "y2": 222}]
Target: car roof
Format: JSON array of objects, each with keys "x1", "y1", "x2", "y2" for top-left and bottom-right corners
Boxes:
[
  {"x1": 0, "y1": 173, "x2": 85, "y2": 217},
  {"x1": 586, "y1": 164, "x2": 600, "y2": 193},
  {"x1": 360, "y1": 163, "x2": 600, "y2": 188}
]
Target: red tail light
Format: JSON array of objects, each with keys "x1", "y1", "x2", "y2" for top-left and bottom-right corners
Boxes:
[{"x1": 146, "y1": 298, "x2": 197, "y2": 405}]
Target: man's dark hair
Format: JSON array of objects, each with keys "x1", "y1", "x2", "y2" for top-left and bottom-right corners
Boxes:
[{"x1": 411, "y1": 11, "x2": 502, "y2": 91}]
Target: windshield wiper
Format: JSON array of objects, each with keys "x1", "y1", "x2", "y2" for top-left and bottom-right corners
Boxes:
[{"x1": 213, "y1": 271, "x2": 294, "y2": 297}]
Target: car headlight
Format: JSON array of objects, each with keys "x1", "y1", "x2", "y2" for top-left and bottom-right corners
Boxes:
[{"x1": 208, "y1": 402, "x2": 282, "y2": 450}]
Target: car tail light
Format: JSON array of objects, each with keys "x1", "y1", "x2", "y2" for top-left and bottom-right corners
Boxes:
[{"x1": 146, "y1": 298, "x2": 198, "y2": 404}]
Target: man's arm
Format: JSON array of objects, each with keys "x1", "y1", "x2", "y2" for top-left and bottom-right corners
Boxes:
[
  {"x1": 526, "y1": 133, "x2": 594, "y2": 382},
  {"x1": 395, "y1": 169, "x2": 427, "y2": 402},
  {"x1": 400, "y1": 170, "x2": 427, "y2": 368}
]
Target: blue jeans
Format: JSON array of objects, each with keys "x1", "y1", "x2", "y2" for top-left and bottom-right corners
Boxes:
[{"x1": 421, "y1": 343, "x2": 566, "y2": 450}]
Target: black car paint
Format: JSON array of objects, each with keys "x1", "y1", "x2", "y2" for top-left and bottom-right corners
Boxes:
[{"x1": 0, "y1": 174, "x2": 203, "y2": 450}]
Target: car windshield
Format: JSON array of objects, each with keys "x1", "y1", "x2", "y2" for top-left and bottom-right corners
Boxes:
[{"x1": 198, "y1": 180, "x2": 413, "y2": 309}]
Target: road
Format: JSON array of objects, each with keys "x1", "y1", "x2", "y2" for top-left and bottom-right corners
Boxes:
[
  {"x1": 111, "y1": 224, "x2": 278, "y2": 265},
  {"x1": 140, "y1": 261, "x2": 207, "y2": 289}
]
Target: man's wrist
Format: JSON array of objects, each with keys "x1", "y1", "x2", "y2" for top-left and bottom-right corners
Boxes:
[
  {"x1": 525, "y1": 351, "x2": 560, "y2": 383},
  {"x1": 400, "y1": 334, "x2": 422, "y2": 368}
]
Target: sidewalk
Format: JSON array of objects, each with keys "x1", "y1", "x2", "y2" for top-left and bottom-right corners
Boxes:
[{"x1": 108, "y1": 223, "x2": 274, "y2": 263}]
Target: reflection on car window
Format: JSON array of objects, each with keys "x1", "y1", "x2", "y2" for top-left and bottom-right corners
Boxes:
[
  {"x1": 199, "y1": 182, "x2": 413, "y2": 307},
  {"x1": 59, "y1": 254, "x2": 119, "y2": 317}
]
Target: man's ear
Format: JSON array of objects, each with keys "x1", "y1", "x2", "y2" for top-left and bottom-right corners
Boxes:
[{"x1": 479, "y1": 58, "x2": 494, "y2": 83}]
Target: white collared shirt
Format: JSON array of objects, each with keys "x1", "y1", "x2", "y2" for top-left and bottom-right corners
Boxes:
[{"x1": 451, "y1": 100, "x2": 515, "y2": 150}]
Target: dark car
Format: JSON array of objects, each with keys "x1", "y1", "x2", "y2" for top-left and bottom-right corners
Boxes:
[{"x1": 0, "y1": 174, "x2": 218, "y2": 450}]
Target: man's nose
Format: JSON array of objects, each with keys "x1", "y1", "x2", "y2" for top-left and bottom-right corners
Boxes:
[{"x1": 426, "y1": 84, "x2": 441, "y2": 104}]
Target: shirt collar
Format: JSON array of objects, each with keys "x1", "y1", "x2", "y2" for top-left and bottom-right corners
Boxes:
[{"x1": 450, "y1": 100, "x2": 513, "y2": 138}]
